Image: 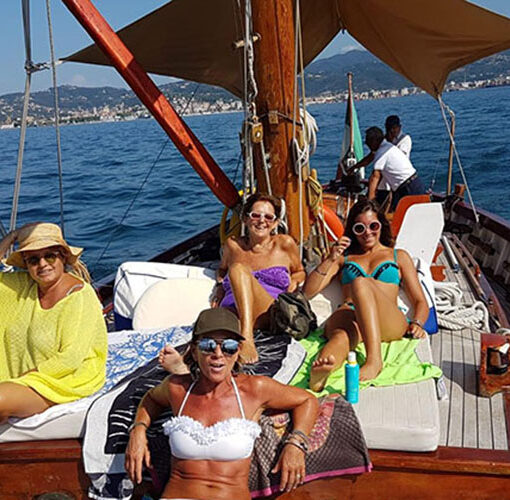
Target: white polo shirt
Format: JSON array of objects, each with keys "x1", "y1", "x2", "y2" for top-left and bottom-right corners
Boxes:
[
  {"x1": 393, "y1": 132, "x2": 412, "y2": 157},
  {"x1": 373, "y1": 139, "x2": 416, "y2": 191}
]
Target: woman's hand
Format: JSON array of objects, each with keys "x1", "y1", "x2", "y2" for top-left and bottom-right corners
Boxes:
[
  {"x1": 287, "y1": 280, "x2": 299, "y2": 293},
  {"x1": 407, "y1": 321, "x2": 427, "y2": 339},
  {"x1": 210, "y1": 283, "x2": 225, "y2": 308},
  {"x1": 271, "y1": 443, "x2": 306, "y2": 492},
  {"x1": 329, "y1": 236, "x2": 351, "y2": 261},
  {"x1": 125, "y1": 426, "x2": 151, "y2": 485}
]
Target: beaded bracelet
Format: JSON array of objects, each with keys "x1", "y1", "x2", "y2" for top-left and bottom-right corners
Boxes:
[
  {"x1": 285, "y1": 435, "x2": 309, "y2": 452},
  {"x1": 290, "y1": 429, "x2": 310, "y2": 444},
  {"x1": 283, "y1": 439, "x2": 307, "y2": 454}
]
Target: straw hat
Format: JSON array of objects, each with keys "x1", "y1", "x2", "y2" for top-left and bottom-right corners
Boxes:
[{"x1": 6, "y1": 223, "x2": 83, "y2": 269}]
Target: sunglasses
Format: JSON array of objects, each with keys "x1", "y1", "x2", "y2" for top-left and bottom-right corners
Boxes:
[
  {"x1": 352, "y1": 220, "x2": 382, "y2": 236},
  {"x1": 248, "y1": 211, "x2": 277, "y2": 222},
  {"x1": 24, "y1": 251, "x2": 61, "y2": 267},
  {"x1": 197, "y1": 337, "x2": 241, "y2": 356}
]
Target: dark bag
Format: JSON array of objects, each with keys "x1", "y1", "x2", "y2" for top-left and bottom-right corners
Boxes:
[{"x1": 269, "y1": 290, "x2": 317, "y2": 340}]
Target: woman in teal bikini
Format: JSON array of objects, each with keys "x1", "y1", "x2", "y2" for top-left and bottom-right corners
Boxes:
[{"x1": 303, "y1": 199, "x2": 428, "y2": 391}]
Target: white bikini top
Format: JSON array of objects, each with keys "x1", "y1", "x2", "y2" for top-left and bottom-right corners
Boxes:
[{"x1": 162, "y1": 378, "x2": 261, "y2": 461}]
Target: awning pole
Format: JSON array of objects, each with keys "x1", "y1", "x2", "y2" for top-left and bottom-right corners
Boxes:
[{"x1": 61, "y1": 0, "x2": 240, "y2": 209}]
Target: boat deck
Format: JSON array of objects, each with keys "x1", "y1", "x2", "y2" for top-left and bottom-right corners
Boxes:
[{"x1": 431, "y1": 253, "x2": 508, "y2": 450}]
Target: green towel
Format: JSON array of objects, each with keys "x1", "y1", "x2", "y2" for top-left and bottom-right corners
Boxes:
[{"x1": 290, "y1": 329, "x2": 443, "y2": 397}]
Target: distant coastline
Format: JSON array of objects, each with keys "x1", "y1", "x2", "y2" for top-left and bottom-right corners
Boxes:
[
  {"x1": 1, "y1": 77, "x2": 508, "y2": 130},
  {"x1": 2, "y1": 48, "x2": 510, "y2": 128}
]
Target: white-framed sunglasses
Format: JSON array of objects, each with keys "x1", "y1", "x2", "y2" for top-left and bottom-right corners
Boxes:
[
  {"x1": 248, "y1": 211, "x2": 277, "y2": 222},
  {"x1": 352, "y1": 220, "x2": 381, "y2": 236}
]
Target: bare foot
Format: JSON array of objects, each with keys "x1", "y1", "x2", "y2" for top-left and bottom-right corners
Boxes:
[
  {"x1": 158, "y1": 345, "x2": 189, "y2": 374},
  {"x1": 309, "y1": 355, "x2": 337, "y2": 392},
  {"x1": 240, "y1": 341, "x2": 259, "y2": 364},
  {"x1": 359, "y1": 358, "x2": 383, "y2": 381}
]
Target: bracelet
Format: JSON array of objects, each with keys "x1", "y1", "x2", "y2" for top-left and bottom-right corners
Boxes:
[
  {"x1": 128, "y1": 422, "x2": 149, "y2": 433},
  {"x1": 313, "y1": 267, "x2": 328, "y2": 276},
  {"x1": 410, "y1": 319, "x2": 424, "y2": 328},
  {"x1": 283, "y1": 439, "x2": 307, "y2": 454},
  {"x1": 290, "y1": 429, "x2": 310, "y2": 444}
]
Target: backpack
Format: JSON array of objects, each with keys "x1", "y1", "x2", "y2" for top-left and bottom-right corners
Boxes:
[{"x1": 269, "y1": 291, "x2": 317, "y2": 340}]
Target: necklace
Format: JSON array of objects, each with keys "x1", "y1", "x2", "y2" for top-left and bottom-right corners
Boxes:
[{"x1": 249, "y1": 238, "x2": 273, "y2": 253}]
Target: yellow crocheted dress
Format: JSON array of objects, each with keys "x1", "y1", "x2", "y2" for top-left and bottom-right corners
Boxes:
[{"x1": 0, "y1": 272, "x2": 107, "y2": 403}]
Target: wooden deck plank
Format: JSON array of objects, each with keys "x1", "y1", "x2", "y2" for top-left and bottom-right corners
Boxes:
[
  {"x1": 491, "y1": 394, "x2": 508, "y2": 450},
  {"x1": 462, "y1": 328, "x2": 479, "y2": 448},
  {"x1": 447, "y1": 330, "x2": 465, "y2": 447},
  {"x1": 438, "y1": 329, "x2": 452, "y2": 446}
]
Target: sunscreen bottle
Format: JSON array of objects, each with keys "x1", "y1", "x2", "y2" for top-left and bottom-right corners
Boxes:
[{"x1": 345, "y1": 351, "x2": 359, "y2": 404}]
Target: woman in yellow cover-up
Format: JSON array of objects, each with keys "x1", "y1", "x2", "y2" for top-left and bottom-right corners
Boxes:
[{"x1": 0, "y1": 223, "x2": 107, "y2": 424}]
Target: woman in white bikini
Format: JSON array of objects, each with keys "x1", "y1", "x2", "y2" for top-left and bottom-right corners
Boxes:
[{"x1": 126, "y1": 308, "x2": 318, "y2": 500}]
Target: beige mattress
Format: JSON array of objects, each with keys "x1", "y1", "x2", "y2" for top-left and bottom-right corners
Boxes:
[{"x1": 310, "y1": 281, "x2": 440, "y2": 452}]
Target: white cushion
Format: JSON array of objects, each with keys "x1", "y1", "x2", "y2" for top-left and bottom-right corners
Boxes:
[
  {"x1": 113, "y1": 261, "x2": 215, "y2": 321},
  {"x1": 132, "y1": 277, "x2": 215, "y2": 330},
  {"x1": 396, "y1": 203, "x2": 444, "y2": 267}
]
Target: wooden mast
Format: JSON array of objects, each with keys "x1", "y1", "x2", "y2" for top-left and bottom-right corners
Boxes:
[{"x1": 251, "y1": 0, "x2": 310, "y2": 241}]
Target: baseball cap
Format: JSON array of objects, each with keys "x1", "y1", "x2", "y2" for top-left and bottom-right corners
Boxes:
[{"x1": 192, "y1": 308, "x2": 243, "y2": 339}]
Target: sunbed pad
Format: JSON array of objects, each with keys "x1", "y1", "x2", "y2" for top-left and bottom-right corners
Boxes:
[{"x1": 291, "y1": 330, "x2": 442, "y2": 452}]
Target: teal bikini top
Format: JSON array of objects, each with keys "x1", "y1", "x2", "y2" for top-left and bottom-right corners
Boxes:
[{"x1": 341, "y1": 248, "x2": 401, "y2": 286}]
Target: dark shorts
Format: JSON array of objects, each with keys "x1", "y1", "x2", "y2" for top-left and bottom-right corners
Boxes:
[{"x1": 391, "y1": 175, "x2": 426, "y2": 211}]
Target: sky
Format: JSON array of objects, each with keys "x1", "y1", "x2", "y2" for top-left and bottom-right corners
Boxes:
[{"x1": 0, "y1": 0, "x2": 509, "y2": 95}]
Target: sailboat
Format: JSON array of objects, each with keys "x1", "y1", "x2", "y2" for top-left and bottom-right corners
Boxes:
[{"x1": 1, "y1": 0, "x2": 510, "y2": 498}]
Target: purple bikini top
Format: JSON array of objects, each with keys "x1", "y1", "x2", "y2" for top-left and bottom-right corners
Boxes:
[{"x1": 222, "y1": 266, "x2": 290, "y2": 298}]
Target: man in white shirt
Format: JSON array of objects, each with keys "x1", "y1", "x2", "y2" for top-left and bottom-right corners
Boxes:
[
  {"x1": 365, "y1": 126, "x2": 425, "y2": 210},
  {"x1": 375, "y1": 115, "x2": 412, "y2": 206},
  {"x1": 385, "y1": 115, "x2": 412, "y2": 157}
]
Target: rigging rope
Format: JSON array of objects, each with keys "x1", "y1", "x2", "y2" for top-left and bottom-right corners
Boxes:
[
  {"x1": 437, "y1": 95, "x2": 479, "y2": 223},
  {"x1": 93, "y1": 84, "x2": 202, "y2": 270},
  {"x1": 10, "y1": 0, "x2": 33, "y2": 232},
  {"x1": 46, "y1": 0, "x2": 65, "y2": 235}
]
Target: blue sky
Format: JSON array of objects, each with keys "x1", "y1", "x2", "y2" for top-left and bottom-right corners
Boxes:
[{"x1": 0, "y1": 0, "x2": 509, "y2": 95}]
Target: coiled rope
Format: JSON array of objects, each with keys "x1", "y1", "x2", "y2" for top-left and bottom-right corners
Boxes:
[{"x1": 434, "y1": 281, "x2": 489, "y2": 332}]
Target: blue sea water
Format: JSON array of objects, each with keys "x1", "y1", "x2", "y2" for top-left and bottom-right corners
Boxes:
[{"x1": 0, "y1": 86, "x2": 509, "y2": 279}]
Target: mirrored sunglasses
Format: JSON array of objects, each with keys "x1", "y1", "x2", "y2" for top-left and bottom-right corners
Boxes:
[
  {"x1": 248, "y1": 211, "x2": 277, "y2": 222},
  {"x1": 197, "y1": 337, "x2": 241, "y2": 356},
  {"x1": 352, "y1": 220, "x2": 381, "y2": 236},
  {"x1": 24, "y1": 251, "x2": 61, "y2": 267}
]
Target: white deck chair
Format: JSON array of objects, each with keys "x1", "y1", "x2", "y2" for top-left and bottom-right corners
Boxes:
[{"x1": 395, "y1": 202, "x2": 444, "y2": 267}]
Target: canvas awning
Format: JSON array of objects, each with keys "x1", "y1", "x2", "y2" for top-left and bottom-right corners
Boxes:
[{"x1": 65, "y1": 0, "x2": 510, "y2": 98}]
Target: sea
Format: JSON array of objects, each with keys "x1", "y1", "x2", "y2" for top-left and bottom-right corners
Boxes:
[{"x1": 0, "y1": 85, "x2": 509, "y2": 279}]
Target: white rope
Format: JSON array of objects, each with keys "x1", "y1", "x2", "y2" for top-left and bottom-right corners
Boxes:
[
  {"x1": 46, "y1": 0, "x2": 65, "y2": 235},
  {"x1": 434, "y1": 281, "x2": 490, "y2": 332},
  {"x1": 437, "y1": 95, "x2": 479, "y2": 224}
]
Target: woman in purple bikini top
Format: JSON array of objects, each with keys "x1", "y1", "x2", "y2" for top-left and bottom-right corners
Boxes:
[{"x1": 212, "y1": 193, "x2": 305, "y2": 364}]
